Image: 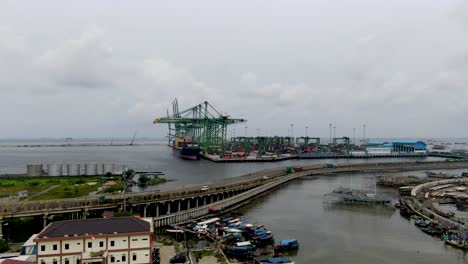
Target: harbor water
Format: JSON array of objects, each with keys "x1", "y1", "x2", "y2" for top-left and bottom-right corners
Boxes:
[{"x1": 1, "y1": 139, "x2": 467, "y2": 263}]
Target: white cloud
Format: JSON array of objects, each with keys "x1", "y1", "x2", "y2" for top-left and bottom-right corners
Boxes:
[{"x1": 37, "y1": 29, "x2": 115, "y2": 89}]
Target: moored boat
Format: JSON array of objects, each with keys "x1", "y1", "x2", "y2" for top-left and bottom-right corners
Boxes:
[
  {"x1": 261, "y1": 257, "x2": 295, "y2": 264},
  {"x1": 274, "y1": 239, "x2": 299, "y2": 252}
]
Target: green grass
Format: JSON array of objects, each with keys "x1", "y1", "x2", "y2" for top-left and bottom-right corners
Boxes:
[
  {"x1": 98, "y1": 183, "x2": 124, "y2": 194},
  {"x1": 0, "y1": 176, "x2": 104, "y2": 200},
  {"x1": 33, "y1": 184, "x2": 99, "y2": 200},
  {"x1": 147, "y1": 177, "x2": 168, "y2": 185}
]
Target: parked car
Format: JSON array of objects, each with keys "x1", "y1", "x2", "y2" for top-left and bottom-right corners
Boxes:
[{"x1": 201, "y1": 185, "x2": 209, "y2": 191}]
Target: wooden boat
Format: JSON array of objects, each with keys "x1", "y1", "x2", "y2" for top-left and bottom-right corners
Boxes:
[{"x1": 445, "y1": 239, "x2": 468, "y2": 249}]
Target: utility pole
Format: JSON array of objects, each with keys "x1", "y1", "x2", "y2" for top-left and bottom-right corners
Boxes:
[
  {"x1": 363, "y1": 124, "x2": 366, "y2": 146},
  {"x1": 245, "y1": 125, "x2": 248, "y2": 137},
  {"x1": 333, "y1": 126, "x2": 336, "y2": 139},
  {"x1": 329, "y1": 123, "x2": 332, "y2": 144},
  {"x1": 290, "y1": 124, "x2": 294, "y2": 138}
]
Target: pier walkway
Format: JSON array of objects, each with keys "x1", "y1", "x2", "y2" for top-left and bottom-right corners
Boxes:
[{"x1": 1, "y1": 161, "x2": 468, "y2": 233}]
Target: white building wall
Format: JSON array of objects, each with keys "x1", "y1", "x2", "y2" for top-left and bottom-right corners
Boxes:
[
  {"x1": 129, "y1": 249, "x2": 150, "y2": 264},
  {"x1": 38, "y1": 241, "x2": 61, "y2": 255},
  {"x1": 108, "y1": 236, "x2": 129, "y2": 250},
  {"x1": 62, "y1": 254, "x2": 81, "y2": 264},
  {"x1": 84, "y1": 238, "x2": 107, "y2": 252},
  {"x1": 366, "y1": 147, "x2": 392, "y2": 154},
  {"x1": 38, "y1": 256, "x2": 60, "y2": 264},
  {"x1": 108, "y1": 251, "x2": 129, "y2": 264},
  {"x1": 62, "y1": 239, "x2": 83, "y2": 253},
  {"x1": 129, "y1": 235, "x2": 150, "y2": 249}
]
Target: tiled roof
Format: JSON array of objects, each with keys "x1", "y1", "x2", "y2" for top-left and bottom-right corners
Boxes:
[{"x1": 38, "y1": 217, "x2": 150, "y2": 238}]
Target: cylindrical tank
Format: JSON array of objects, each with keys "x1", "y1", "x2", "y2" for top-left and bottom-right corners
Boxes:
[
  {"x1": 102, "y1": 163, "x2": 114, "y2": 175},
  {"x1": 61, "y1": 164, "x2": 68, "y2": 176},
  {"x1": 67, "y1": 163, "x2": 81, "y2": 176},
  {"x1": 27, "y1": 164, "x2": 43, "y2": 176},
  {"x1": 47, "y1": 164, "x2": 62, "y2": 176},
  {"x1": 85, "y1": 163, "x2": 98, "y2": 176}
]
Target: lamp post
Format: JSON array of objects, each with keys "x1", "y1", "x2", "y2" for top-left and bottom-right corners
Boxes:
[
  {"x1": 306, "y1": 126, "x2": 308, "y2": 137},
  {"x1": 290, "y1": 124, "x2": 294, "y2": 138},
  {"x1": 329, "y1": 123, "x2": 332, "y2": 144},
  {"x1": 353, "y1": 128, "x2": 356, "y2": 145},
  {"x1": 245, "y1": 126, "x2": 248, "y2": 137}
]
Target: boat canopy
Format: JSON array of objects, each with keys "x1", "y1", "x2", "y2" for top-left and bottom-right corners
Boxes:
[
  {"x1": 236, "y1": 241, "x2": 252, "y2": 247},
  {"x1": 280, "y1": 239, "x2": 297, "y2": 244},
  {"x1": 197, "y1": 217, "x2": 220, "y2": 225}
]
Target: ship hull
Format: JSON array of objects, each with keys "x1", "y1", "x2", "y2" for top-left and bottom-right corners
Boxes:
[{"x1": 173, "y1": 147, "x2": 201, "y2": 160}]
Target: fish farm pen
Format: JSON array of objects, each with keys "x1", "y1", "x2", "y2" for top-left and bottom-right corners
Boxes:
[{"x1": 323, "y1": 187, "x2": 392, "y2": 206}]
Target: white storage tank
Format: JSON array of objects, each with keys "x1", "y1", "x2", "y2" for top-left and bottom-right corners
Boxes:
[
  {"x1": 102, "y1": 163, "x2": 114, "y2": 175},
  {"x1": 27, "y1": 164, "x2": 43, "y2": 176},
  {"x1": 85, "y1": 163, "x2": 98, "y2": 176},
  {"x1": 61, "y1": 164, "x2": 68, "y2": 176},
  {"x1": 47, "y1": 164, "x2": 62, "y2": 176},
  {"x1": 67, "y1": 163, "x2": 81, "y2": 176}
]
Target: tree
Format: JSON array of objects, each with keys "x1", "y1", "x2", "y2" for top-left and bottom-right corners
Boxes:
[{"x1": 138, "y1": 175, "x2": 150, "y2": 185}]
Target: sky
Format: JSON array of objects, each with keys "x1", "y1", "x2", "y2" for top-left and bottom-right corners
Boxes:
[{"x1": 1, "y1": 0, "x2": 468, "y2": 139}]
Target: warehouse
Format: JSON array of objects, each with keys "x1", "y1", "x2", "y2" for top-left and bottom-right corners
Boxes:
[{"x1": 366, "y1": 140, "x2": 427, "y2": 154}]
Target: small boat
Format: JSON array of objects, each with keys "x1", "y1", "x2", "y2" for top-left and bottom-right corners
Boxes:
[
  {"x1": 252, "y1": 233, "x2": 275, "y2": 246},
  {"x1": 421, "y1": 226, "x2": 444, "y2": 236},
  {"x1": 261, "y1": 257, "x2": 295, "y2": 264},
  {"x1": 274, "y1": 239, "x2": 299, "y2": 252},
  {"x1": 414, "y1": 219, "x2": 431, "y2": 227},
  {"x1": 445, "y1": 239, "x2": 468, "y2": 249}
]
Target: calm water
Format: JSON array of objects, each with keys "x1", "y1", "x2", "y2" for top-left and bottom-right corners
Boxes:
[
  {"x1": 1, "y1": 140, "x2": 467, "y2": 262},
  {"x1": 0, "y1": 140, "x2": 441, "y2": 191},
  {"x1": 239, "y1": 175, "x2": 468, "y2": 264}
]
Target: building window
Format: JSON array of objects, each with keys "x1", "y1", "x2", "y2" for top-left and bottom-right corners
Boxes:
[
  {"x1": 40, "y1": 245, "x2": 46, "y2": 251},
  {"x1": 88, "y1": 242, "x2": 92, "y2": 248},
  {"x1": 76, "y1": 258, "x2": 80, "y2": 264},
  {"x1": 53, "y1": 244, "x2": 58, "y2": 250},
  {"x1": 53, "y1": 259, "x2": 58, "y2": 264},
  {"x1": 65, "y1": 258, "x2": 70, "y2": 264},
  {"x1": 110, "y1": 241, "x2": 115, "y2": 247},
  {"x1": 65, "y1": 243, "x2": 69, "y2": 250},
  {"x1": 132, "y1": 239, "x2": 137, "y2": 241},
  {"x1": 41, "y1": 260, "x2": 45, "y2": 264},
  {"x1": 121, "y1": 255, "x2": 126, "y2": 262},
  {"x1": 110, "y1": 256, "x2": 115, "y2": 263},
  {"x1": 142, "y1": 238, "x2": 148, "y2": 241},
  {"x1": 132, "y1": 254, "x2": 136, "y2": 261},
  {"x1": 99, "y1": 241, "x2": 104, "y2": 247}
]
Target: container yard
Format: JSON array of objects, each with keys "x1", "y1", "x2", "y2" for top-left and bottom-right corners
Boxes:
[{"x1": 153, "y1": 100, "x2": 430, "y2": 162}]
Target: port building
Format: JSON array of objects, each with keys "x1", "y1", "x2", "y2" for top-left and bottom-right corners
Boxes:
[
  {"x1": 34, "y1": 217, "x2": 153, "y2": 264},
  {"x1": 366, "y1": 140, "x2": 427, "y2": 154}
]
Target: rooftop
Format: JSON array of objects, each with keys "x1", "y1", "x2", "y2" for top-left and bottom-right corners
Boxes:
[{"x1": 37, "y1": 217, "x2": 151, "y2": 239}]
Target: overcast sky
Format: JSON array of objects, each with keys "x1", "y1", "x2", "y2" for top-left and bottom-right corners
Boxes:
[{"x1": 1, "y1": 0, "x2": 468, "y2": 139}]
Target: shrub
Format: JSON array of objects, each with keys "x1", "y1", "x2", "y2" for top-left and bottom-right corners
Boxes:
[{"x1": 0, "y1": 240, "x2": 9, "y2": 253}]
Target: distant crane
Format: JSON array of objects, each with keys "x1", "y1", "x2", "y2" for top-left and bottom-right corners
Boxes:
[
  {"x1": 153, "y1": 99, "x2": 246, "y2": 154},
  {"x1": 130, "y1": 131, "x2": 138, "y2": 146}
]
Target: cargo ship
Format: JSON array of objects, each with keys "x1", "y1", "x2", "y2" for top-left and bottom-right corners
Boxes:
[{"x1": 172, "y1": 137, "x2": 201, "y2": 160}]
